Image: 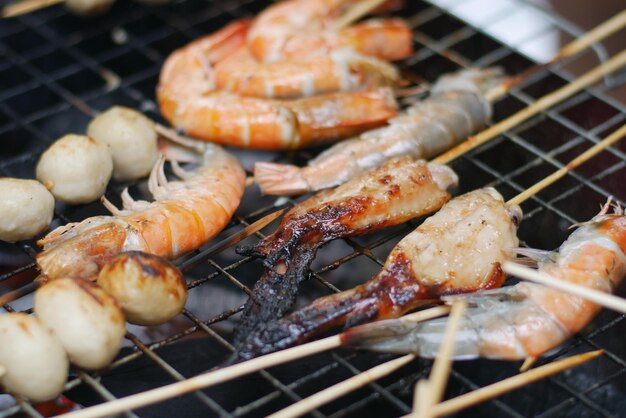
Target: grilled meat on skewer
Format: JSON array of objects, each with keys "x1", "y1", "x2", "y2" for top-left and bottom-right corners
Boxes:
[
  {"x1": 233, "y1": 157, "x2": 458, "y2": 349},
  {"x1": 232, "y1": 188, "x2": 521, "y2": 361}
]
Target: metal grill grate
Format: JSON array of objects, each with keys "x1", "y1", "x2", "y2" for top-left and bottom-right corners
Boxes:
[{"x1": 1, "y1": 0, "x2": 625, "y2": 417}]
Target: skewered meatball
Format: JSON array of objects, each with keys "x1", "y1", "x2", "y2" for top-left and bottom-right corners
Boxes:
[
  {"x1": 98, "y1": 251, "x2": 188, "y2": 326},
  {"x1": 87, "y1": 106, "x2": 158, "y2": 181},
  {"x1": 34, "y1": 279, "x2": 126, "y2": 370},
  {"x1": 36, "y1": 134, "x2": 113, "y2": 205},
  {"x1": 0, "y1": 313, "x2": 68, "y2": 402},
  {"x1": 0, "y1": 178, "x2": 54, "y2": 242}
]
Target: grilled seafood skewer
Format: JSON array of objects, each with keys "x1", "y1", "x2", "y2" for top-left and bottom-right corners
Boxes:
[
  {"x1": 233, "y1": 188, "x2": 522, "y2": 361},
  {"x1": 233, "y1": 156, "x2": 458, "y2": 347},
  {"x1": 232, "y1": 121, "x2": 626, "y2": 359},
  {"x1": 260, "y1": 124, "x2": 626, "y2": 418},
  {"x1": 157, "y1": 20, "x2": 398, "y2": 150},
  {"x1": 345, "y1": 200, "x2": 626, "y2": 360},
  {"x1": 36, "y1": 133, "x2": 246, "y2": 281},
  {"x1": 255, "y1": 67, "x2": 503, "y2": 194}
]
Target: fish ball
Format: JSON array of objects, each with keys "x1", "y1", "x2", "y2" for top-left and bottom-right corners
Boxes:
[
  {"x1": 0, "y1": 178, "x2": 54, "y2": 242},
  {"x1": 34, "y1": 279, "x2": 126, "y2": 370},
  {"x1": 0, "y1": 313, "x2": 68, "y2": 402},
  {"x1": 98, "y1": 251, "x2": 187, "y2": 326},
  {"x1": 87, "y1": 106, "x2": 158, "y2": 181},
  {"x1": 36, "y1": 134, "x2": 113, "y2": 205}
]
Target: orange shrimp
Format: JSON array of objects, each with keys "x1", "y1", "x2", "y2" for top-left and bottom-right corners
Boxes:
[
  {"x1": 213, "y1": 44, "x2": 399, "y2": 99},
  {"x1": 247, "y1": 0, "x2": 412, "y2": 62},
  {"x1": 36, "y1": 135, "x2": 246, "y2": 281},
  {"x1": 345, "y1": 200, "x2": 626, "y2": 360},
  {"x1": 157, "y1": 20, "x2": 398, "y2": 150}
]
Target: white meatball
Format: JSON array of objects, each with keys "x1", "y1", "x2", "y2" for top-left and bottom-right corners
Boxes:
[
  {"x1": 64, "y1": 0, "x2": 115, "y2": 16},
  {"x1": 0, "y1": 178, "x2": 54, "y2": 242},
  {"x1": 36, "y1": 134, "x2": 113, "y2": 205},
  {"x1": 0, "y1": 313, "x2": 68, "y2": 402},
  {"x1": 98, "y1": 251, "x2": 188, "y2": 326},
  {"x1": 87, "y1": 107, "x2": 158, "y2": 181},
  {"x1": 34, "y1": 279, "x2": 126, "y2": 370}
]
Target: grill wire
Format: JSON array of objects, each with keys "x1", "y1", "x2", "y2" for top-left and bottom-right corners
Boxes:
[{"x1": 1, "y1": 0, "x2": 626, "y2": 417}]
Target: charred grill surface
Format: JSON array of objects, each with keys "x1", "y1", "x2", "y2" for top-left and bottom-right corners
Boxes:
[{"x1": 232, "y1": 157, "x2": 457, "y2": 353}]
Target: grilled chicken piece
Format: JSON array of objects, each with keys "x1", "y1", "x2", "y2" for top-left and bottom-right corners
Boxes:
[
  {"x1": 233, "y1": 157, "x2": 458, "y2": 347},
  {"x1": 232, "y1": 188, "x2": 522, "y2": 361}
]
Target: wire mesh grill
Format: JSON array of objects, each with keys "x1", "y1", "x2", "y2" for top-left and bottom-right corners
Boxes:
[{"x1": 0, "y1": 0, "x2": 625, "y2": 417}]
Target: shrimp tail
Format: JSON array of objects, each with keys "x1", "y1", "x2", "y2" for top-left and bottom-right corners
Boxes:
[{"x1": 254, "y1": 162, "x2": 312, "y2": 195}]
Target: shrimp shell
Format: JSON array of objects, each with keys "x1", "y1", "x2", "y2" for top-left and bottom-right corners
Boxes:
[
  {"x1": 254, "y1": 68, "x2": 504, "y2": 194},
  {"x1": 36, "y1": 139, "x2": 246, "y2": 281},
  {"x1": 345, "y1": 203, "x2": 626, "y2": 360}
]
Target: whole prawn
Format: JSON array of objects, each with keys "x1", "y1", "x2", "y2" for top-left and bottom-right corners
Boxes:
[
  {"x1": 247, "y1": 0, "x2": 412, "y2": 62},
  {"x1": 36, "y1": 135, "x2": 246, "y2": 281},
  {"x1": 345, "y1": 200, "x2": 626, "y2": 360},
  {"x1": 254, "y1": 68, "x2": 505, "y2": 194},
  {"x1": 158, "y1": 20, "x2": 398, "y2": 150}
]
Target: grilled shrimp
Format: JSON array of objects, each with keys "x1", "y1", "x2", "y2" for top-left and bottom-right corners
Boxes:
[
  {"x1": 214, "y1": 45, "x2": 399, "y2": 99},
  {"x1": 157, "y1": 20, "x2": 397, "y2": 150},
  {"x1": 344, "y1": 201, "x2": 626, "y2": 360},
  {"x1": 36, "y1": 135, "x2": 246, "y2": 281},
  {"x1": 255, "y1": 68, "x2": 504, "y2": 194},
  {"x1": 232, "y1": 157, "x2": 458, "y2": 352},
  {"x1": 232, "y1": 188, "x2": 522, "y2": 360},
  {"x1": 248, "y1": 0, "x2": 412, "y2": 62}
]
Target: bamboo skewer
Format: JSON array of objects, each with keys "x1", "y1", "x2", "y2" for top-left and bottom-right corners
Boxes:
[
  {"x1": 484, "y1": 9, "x2": 626, "y2": 102},
  {"x1": 508, "y1": 123, "x2": 626, "y2": 205},
  {"x1": 268, "y1": 354, "x2": 416, "y2": 418},
  {"x1": 435, "y1": 48, "x2": 626, "y2": 165},
  {"x1": 427, "y1": 350, "x2": 603, "y2": 417},
  {"x1": 60, "y1": 306, "x2": 450, "y2": 418},
  {"x1": 178, "y1": 207, "x2": 286, "y2": 271},
  {"x1": 411, "y1": 300, "x2": 467, "y2": 418},
  {"x1": 503, "y1": 262, "x2": 626, "y2": 315},
  {"x1": 258, "y1": 123, "x2": 626, "y2": 418}
]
